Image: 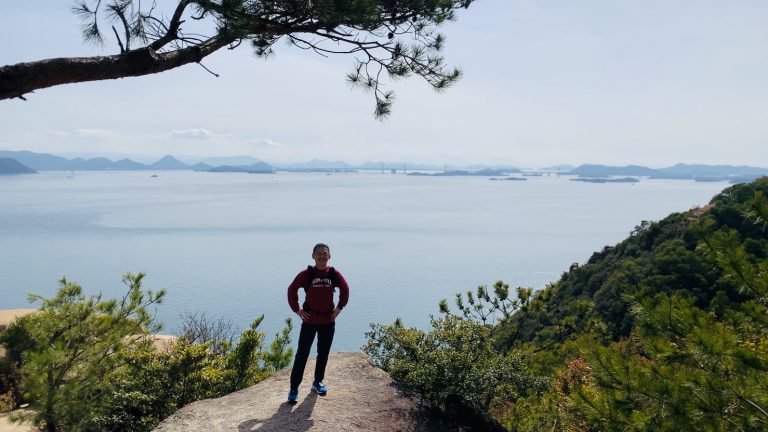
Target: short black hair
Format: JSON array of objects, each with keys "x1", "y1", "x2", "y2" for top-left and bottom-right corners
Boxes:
[{"x1": 312, "y1": 243, "x2": 330, "y2": 254}]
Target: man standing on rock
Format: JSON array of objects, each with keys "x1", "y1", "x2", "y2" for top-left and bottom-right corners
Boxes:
[{"x1": 287, "y1": 243, "x2": 350, "y2": 403}]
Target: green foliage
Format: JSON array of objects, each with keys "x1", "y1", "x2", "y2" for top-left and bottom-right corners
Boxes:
[
  {"x1": 440, "y1": 280, "x2": 600, "y2": 364},
  {"x1": 0, "y1": 315, "x2": 35, "y2": 366},
  {"x1": 14, "y1": 273, "x2": 164, "y2": 432},
  {"x1": 502, "y1": 178, "x2": 768, "y2": 347},
  {"x1": 440, "y1": 281, "x2": 531, "y2": 325},
  {"x1": 95, "y1": 339, "x2": 229, "y2": 431},
  {"x1": 67, "y1": 0, "x2": 474, "y2": 118},
  {"x1": 375, "y1": 178, "x2": 768, "y2": 431},
  {"x1": 568, "y1": 291, "x2": 768, "y2": 431},
  {"x1": 223, "y1": 315, "x2": 293, "y2": 392},
  {"x1": 95, "y1": 316, "x2": 294, "y2": 432},
  {"x1": 2, "y1": 273, "x2": 293, "y2": 432},
  {"x1": 695, "y1": 206, "x2": 768, "y2": 303},
  {"x1": 499, "y1": 356, "x2": 601, "y2": 432},
  {"x1": 225, "y1": 315, "x2": 268, "y2": 391},
  {"x1": 0, "y1": 315, "x2": 34, "y2": 410},
  {"x1": 265, "y1": 317, "x2": 294, "y2": 371},
  {"x1": 532, "y1": 187, "x2": 768, "y2": 431},
  {"x1": 363, "y1": 315, "x2": 546, "y2": 414}
]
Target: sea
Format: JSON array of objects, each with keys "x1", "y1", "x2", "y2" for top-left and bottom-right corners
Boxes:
[{"x1": 0, "y1": 171, "x2": 730, "y2": 352}]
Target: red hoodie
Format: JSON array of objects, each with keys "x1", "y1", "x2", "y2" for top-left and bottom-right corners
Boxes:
[{"x1": 287, "y1": 266, "x2": 349, "y2": 325}]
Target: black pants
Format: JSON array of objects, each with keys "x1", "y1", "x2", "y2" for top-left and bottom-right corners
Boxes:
[{"x1": 289, "y1": 322, "x2": 335, "y2": 391}]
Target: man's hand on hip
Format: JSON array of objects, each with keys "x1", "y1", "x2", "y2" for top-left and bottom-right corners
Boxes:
[
  {"x1": 331, "y1": 307, "x2": 342, "y2": 319},
  {"x1": 296, "y1": 310, "x2": 310, "y2": 322}
]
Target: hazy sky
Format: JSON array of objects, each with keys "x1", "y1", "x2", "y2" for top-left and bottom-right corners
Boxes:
[{"x1": 1, "y1": 1, "x2": 766, "y2": 167}]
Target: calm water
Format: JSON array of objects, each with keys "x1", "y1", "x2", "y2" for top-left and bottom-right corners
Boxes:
[{"x1": 0, "y1": 171, "x2": 729, "y2": 351}]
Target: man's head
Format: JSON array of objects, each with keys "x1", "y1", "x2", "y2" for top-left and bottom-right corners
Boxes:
[{"x1": 312, "y1": 243, "x2": 331, "y2": 268}]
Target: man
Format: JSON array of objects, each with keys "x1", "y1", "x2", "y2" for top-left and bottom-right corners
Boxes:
[{"x1": 286, "y1": 243, "x2": 350, "y2": 404}]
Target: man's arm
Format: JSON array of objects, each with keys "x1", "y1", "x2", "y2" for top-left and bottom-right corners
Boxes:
[
  {"x1": 287, "y1": 271, "x2": 310, "y2": 322},
  {"x1": 332, "y1": 271, "x2": 350, "y2": 319}
]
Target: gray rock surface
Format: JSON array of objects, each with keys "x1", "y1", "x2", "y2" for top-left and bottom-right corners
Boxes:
[{"x1": 153, "y1": 352, "x2": 461, "y2": 432}]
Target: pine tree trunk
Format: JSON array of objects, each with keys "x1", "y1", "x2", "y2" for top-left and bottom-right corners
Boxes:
[
  {"x1": 45, "y1": 369, "x2": 57, "y2": 432},
  {"x1": 0, "y1": 37, "x2": 231, "y2": 101}
]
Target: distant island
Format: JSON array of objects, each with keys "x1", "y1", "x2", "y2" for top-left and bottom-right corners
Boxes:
[
  {"x1": 0, "y1": 157, "x2": 36, "y2": 175},
  {"x1": 208, "y1": 162, "x2": 274, "y2": 174},
  {"x1": 408, "y1": 168, "x2": 520, "y2": 177},
  {"x1": 566, "y1": 163, "x2": 768, "y2": 184},
  {"x1": 570, "y1": 177, "x2": 640, "y2": 184},
  {"x1": 0, "y1": 150, "x2": 766, "y2": 185},
  {"x1": 0, "y1": 151, "x2": 525, "y2": 174},
  {"x1": 149, "y1": 155, "x2": 193, "y2": 170}
]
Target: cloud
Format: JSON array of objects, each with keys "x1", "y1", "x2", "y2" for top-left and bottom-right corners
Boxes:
[
  {"x1": 171, "y1": 128, "x2": 213, "y2": 140},
  {"x1": 72, "y1": 128, "x2": 115, "y2": 138},
  {"x1": 245, "y1": 138, "x2": 284, "y2": 147}
]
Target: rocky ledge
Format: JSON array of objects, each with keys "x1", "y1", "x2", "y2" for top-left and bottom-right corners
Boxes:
[{"x1": 153, "y1": 352, "x2": 461, "y2": 432}]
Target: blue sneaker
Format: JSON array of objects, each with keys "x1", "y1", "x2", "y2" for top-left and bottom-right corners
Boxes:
[
  {"x1": 287, "y1": 389, "x2": 299, "y2": 404},
  {"x1": 311, "y1": 381, "x2": 327, "y2": 396}
]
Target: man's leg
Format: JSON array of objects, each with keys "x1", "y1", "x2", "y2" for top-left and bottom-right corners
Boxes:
[
  {"x1": 313, "y1": 322, "x2": 336, "y2": 385},
  {"x1": 290, "y1": 323, "x2": 317, "y2": 391}
]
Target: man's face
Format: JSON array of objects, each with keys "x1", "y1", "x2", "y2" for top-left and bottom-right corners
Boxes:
[{"x1": 313, "y1": 247, "x2": 331, "y2": 266}]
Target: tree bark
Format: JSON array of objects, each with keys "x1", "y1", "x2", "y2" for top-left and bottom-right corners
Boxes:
[{"x1": 0, "y1": 36, "x2": 232, "y2": 100}]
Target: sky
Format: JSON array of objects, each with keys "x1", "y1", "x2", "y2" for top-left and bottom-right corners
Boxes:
[{"x1": 0, "y1": 1, "x2": 766, "y2": 167}]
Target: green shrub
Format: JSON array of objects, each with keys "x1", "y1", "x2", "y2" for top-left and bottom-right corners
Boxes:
[
  {"x1": 364, "y1": 315, "x2": 546, "y2": 413},
  {"x1": 95, "y1": 316, "x2": 294, "y2": 432}
]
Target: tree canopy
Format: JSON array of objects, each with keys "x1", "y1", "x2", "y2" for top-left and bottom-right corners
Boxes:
[{"x1": 0, "y1": 0, "x2": 473, "y2": 117}]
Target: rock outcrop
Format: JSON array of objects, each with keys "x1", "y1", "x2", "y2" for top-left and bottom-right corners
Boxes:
[
  {"x1": 0, "y1": 309, "x2": 37, "y2": 359},
  {"x1": 0, "y1": 310, "x2": 37, "y2": 332},
  {"x1": 154, "y1": 352, "x2": 461, "y2": 432}
]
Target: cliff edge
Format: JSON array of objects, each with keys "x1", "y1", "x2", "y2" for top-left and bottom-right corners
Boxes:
[{"x1": 153, "y1": 352, "x2": 461, "y2": 432}]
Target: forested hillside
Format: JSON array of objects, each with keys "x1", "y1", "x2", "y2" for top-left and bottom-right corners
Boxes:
[
  {"x1": 366, "y1": 177, "x2": 768, "y2": 431},
  {"x1": 504, "y1": 177, "x2": 768, "y2": 347}
]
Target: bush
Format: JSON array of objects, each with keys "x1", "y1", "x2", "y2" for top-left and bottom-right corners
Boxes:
[
  {"x1": 95, "y1": 316, "x2": 294, "y2": 431},
  {"x1": 364, "y1": 315, "x2": 546, "y2": 414}
]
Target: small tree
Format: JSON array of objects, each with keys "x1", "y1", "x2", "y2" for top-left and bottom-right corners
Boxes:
[
  {"x1": 440, "y1": 281, "x2": 598, "y2": 356},
  {"x1": 225, "y1": 316, "x2": 294, "y2": 390},
  {"x1": 265, "y1": 317, "x2": 294, "y2": 371},
  {"x1": 225, "y1": 315, "x2": 268, "y2": 391},
  {"x1": 17, "y1": 273, "x2": 165, "y2": 432},
  {"x1": 177, "y1": 310, "x2": 236, "y2": 356},
  {"x1": 439, "y1": 281, "x2": 533, "y2": 325}
]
